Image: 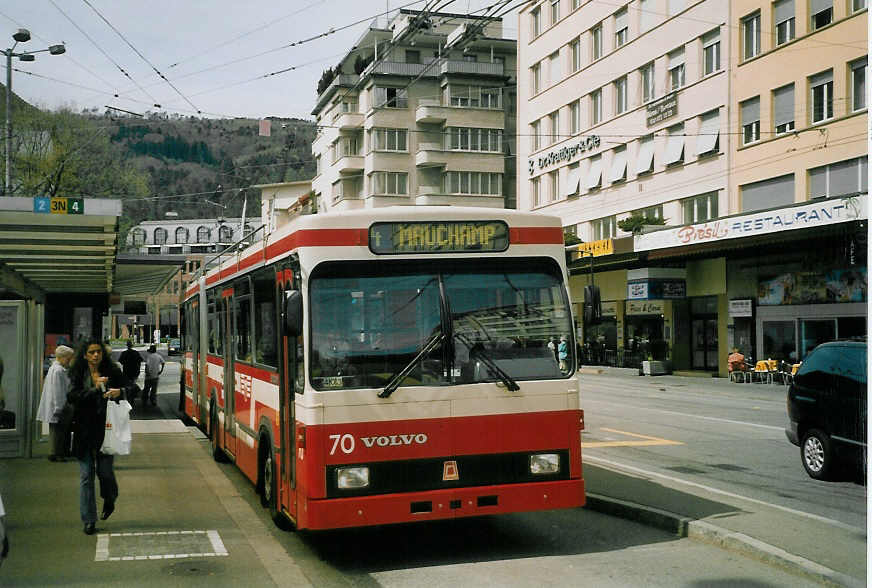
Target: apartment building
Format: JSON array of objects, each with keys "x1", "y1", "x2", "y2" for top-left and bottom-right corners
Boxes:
[
  {"x1": 126, "y1": 218, "x2": 263, "y2": 255},
  {"x1": 518, "y1": 0, "x2": 731, "y2": 371},
  {"x1": 720, "y1": 0, "x2": 868, "y2": 366},
  {"x1": 311, "y1": 9, "x2": 516, "y2": 210}
]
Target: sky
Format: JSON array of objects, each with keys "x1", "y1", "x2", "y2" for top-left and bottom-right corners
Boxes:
[{"x1": 2, "y1": 0, "x2": 521, "y2": 121}]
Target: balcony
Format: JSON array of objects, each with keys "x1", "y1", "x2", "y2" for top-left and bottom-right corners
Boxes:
[
  {"x1": 415, "y1": 142, "x2": 447, "y2": 167},
  {"x1": 416, "y1": 98, "x2": 450, "y2": 124},
  {"x1": 334, "y1": 154, "x2": 364, "y2": 174},
  {"x1": 334, "y1": 111, "x2": 364, "y2": 130},
  {"x1": 439, "y1": 60, "x2": 504, "y2": 77},
  {"x1": 363, "y1": 60, "x2": 440, "y2": 78},
  {"x1": 415, "y1": 186, "x2": 504, "y2": 208},
  {"x1": 314, "y1": 73, "x2": 360, "y2": 112}
]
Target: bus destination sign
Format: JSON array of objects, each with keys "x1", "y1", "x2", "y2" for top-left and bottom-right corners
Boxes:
[{"x1": 369, "y1": 221, "x2": 509, "y2": 255}]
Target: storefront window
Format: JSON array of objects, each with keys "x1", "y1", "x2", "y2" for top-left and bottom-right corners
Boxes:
[
  {"x1": 762, "y1": 320, "x2": 796, "y2": 362},
  {"x1": 583, "y1": 319, "x2": 617, "y2": 365},
  {"x1": 800, "y1": 319, "x2": 835, "y2": 360}
]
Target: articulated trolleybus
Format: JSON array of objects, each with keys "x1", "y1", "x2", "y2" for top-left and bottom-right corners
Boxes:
[{"x1": 182, "y1": 206, "x2": 584, "y2": 531}]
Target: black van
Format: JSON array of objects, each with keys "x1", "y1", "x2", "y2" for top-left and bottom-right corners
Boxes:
[{"x1": 785, "y1": 340, "x2": 867, "y2": 480}]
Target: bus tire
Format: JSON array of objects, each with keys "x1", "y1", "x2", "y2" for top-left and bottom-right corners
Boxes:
[
  {"x1": 259, "y1": 433, "x2": 294, "y2": 530},
  {"x1": 210, "y1": 402, "x2": 225, "y2": 462}
]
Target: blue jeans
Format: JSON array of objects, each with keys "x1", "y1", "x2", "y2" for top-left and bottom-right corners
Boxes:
[{"x1": 78, "y1": 451, "x2": 117, "y2": 524}]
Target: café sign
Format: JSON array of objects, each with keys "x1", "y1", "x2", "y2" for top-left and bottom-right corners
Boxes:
[
  {"x1": 528, "y1": 135, "x2": 601, "y2": 175},
  {"x1": 646, "y1": 92, "x2": 678, "y2": 127},
  {"x1": 635, "y1": 196, "x2": 867, "y2": 252},
  {"x1": 626, "y1": 300, "x2": 665, "y2": 315}
]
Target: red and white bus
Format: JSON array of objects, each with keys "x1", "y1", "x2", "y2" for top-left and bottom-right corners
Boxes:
[{"x1": 181, "y1": 206, "x2": 584, "y2": 530}]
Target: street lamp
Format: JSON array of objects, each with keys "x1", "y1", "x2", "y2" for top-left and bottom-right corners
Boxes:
[{"x1": 4, "y1": 29, "x2": 66, "y2": 194}]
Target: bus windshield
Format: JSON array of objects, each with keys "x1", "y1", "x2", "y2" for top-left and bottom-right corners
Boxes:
[{"x1": 310, "y1": 258, "x2": 573, "y2": 391}]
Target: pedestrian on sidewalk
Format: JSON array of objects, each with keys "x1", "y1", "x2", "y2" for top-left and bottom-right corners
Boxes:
[
  {"x1": 0, "y1": 491, "x2": 8, "y2": 568},
  {"x1": 118, "y1": 340, "x2": 143, "y2": 402},
  {"x1": 143, "y1": 344, "x2": 165, "y2": 407},
  {"x1": 36, "y1": 345, "x2": 74, "y2": 461},
  {"x1": 67, "y1": 338, "x2": 124, "y2": 535}
]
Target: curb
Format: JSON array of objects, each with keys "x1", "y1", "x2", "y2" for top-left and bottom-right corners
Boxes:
[{"x1": 585, "y1": 493, "x2": 862, "y2": 588}]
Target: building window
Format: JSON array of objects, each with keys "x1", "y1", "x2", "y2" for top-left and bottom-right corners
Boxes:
[
  {"x1": 641, "y1": 62, "x2": 655, "y2": 102},
  {"x1": 614, "y1": 76, "x2": 628, "y2": 114},
  {"x1": 548, "y1": 170, "x2": 559, "y2": 201},
  {"x1": 449, "y1": 85, "x2": 501, "y2": 108},
  {"x1": 640, "y1": 0, "x2": 656, "y2": 31},
  {"x1": 340, "y1": 99, "x2": 358, "y2": 113},
  {"x1": 853, "y1": 0, "x2": 867, "y2": 12},
  {"x1": 591, "y1": 24, "x2": 603, "y2": 60},
  {"x1": 196, "y1": 226, "x2": 210, "y2": 243},
  {"x1": 131, "y1": 227, "x2": 146, "y2": 246},
  {"x1": 607, "y1": 147, "x2": 628, "y2": 184},
  {"x1": 549, "y1": 110, "x2": 560, "y2": 144},
  {"x1": 405, "y1": 50, "x2": 420, "y2": 64},
  {"x1": 462, "y1": 53, "x2": 477, "y2": 63},
  {"x1": 811, "y1": 0, "x2": 833, "y2": 30},
  {"x1": 548, "y1": 51, "x2": 561, "y2": 85},
  {"x1": 773, "y1": 84, "x2": 795, "y2": 134},
  {"x1": 372, "y1": 128, "x2": 407, "y2": 151},
  {"x1": 315, "y1": 154, "x2": 321, "y2": 175},
  {"x1": 175, "y1": 227, "x2": 189, "y2": 244},
  {"x1": 531, "y1": 6, "x2": 541, "y2": 38},
  {"x1": 572, "y1": 0, "x2": 582, "y2": 9},
  {"x1": 531, "y1": 62, "x2": 541, "y2": 94},
  {"x1": 154, "y1": 227, "x2": 168, "y2": 245},
  {"x1": 810, "y1": 69, "x2": 833, "y2": 123},
  {"x1": 702, "y1": 29, "x2": 721, "y2": 75},
  {"x1": 773, "y1": 0, "x2": 795, "y2": 45},
  {"x1": 741, "y1": 174, "x2": 795, "y2": 212},
  {"x1": 371, "y1": 171, "x2": 408, "y2": 195},
  {"x1": 682, "y1": 192, "x2": 718, "y2": 223},
  {"x1": 591, "y1": 89, "x2": 602, "y2": 124},
  {"x1": 633, "y1": 204, "x2": 663, "y2": 220},
  {"x1": 531, "y1": 120, "x2": 541, "y2": 151},
  {"x1": 374, "y1": 86, "x2": 407, "y2": 108},
  {"x1": 852, "y1": 58, "x2": 867, "y2": 112},
  {"x1": 635, "y1": 135, "x2": 655, "y2": 175},
  {"x1": 445, "y1": 171, "x2": 502, "y2": 196},
  {"x1": 742, "y1": 12, "x2": 761, "y2": 60},
  {"x1": 592, "y1": 215, "x2": 617, "y2": 240},
  {"x1": 218, "y1": 225, "x2": 233, "y2": 242},
  {"x1": 531, "y1": 176, "x2": 541, "y2": 207},
  {"x1": 809, "y1": 156, "x2": 868, "y2": 199},
  {"x1": 668, "y1": 48, "x2": 685, "y2": 90},
  {"x1": 696, "y1": 109, "x2": 720, "y2": 156},
  {"x1": 551, "y1": 0, "x2": 561, "y2": 25},
  {"x1": 570, "y1": 37, "x2": 581, "y2": 72},
  {"x1": 336, "y1": 134, "x2": 361, "y2": 158},
  {"x1": 741, "y1": 97, "x2": 761, "y2": 144},
  {"x1": 570, "y1": 100, "x2": 580, "y2": 135},
  {"x1": 664, "y1": 123, "x2": 685, "y2": 165},
  {"x1": 614, "y1": 8, "x2": 628, "y2": 47},
  {"x1": 447, "y1": 127, "x2": 502, "y2": 152}
]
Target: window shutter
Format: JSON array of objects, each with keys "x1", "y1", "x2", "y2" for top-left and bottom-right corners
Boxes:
[
  {"x1": 635, "y1": 136, "x2": 655, "y2": 174},
  {"x1": 585, "y1": 156, "x2": 603, "y2": 189},
  {"x1": 563, "y1": 164, "x2": 581, "y2": 197},
  {"x1": 702, "y1": 29, "x2": 719, "y2": 47},
  {"x1": 668, "y1": 48, "x2": 684, "y2": 69},
  {"x1": 696, "y1": 110, "x2": 720, "y2": 155},
  {"x1": 607, "y1": 148, "x2": 628, "y2": 183},
  {"x1": 741, "y1": 97, "x2": 760, "y2": 124},
  {"x1": 774, "y1": 0, "x2": 794, "y2": 24},
  {"x1": 810, "y1": 69, "x2": 833, "y2": 87},
  {"x1": 773, "y1": 84, "x2": 795, "y2": 127},
  {"x1": 664, "y1": 126, "x2": 684, "y2": 165},
  {"x1": 741, "y1": 174, "x2": 795, "y2": 211},
  {"x1": 810, "y1": 0, "x2": 831, "y2": 15}
]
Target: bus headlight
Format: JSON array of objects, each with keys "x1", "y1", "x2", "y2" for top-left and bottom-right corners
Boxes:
[
  {"x1": 529, "y1": 453, "x2": 560, "y2": 475},
  {"x1": 337, "y1": 466, "x2": 370, "y2": 489}
]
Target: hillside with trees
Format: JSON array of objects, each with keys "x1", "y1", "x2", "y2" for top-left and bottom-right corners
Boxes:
[{"x1": 1, "y1": 85, "x2": 317, "y2": 244}]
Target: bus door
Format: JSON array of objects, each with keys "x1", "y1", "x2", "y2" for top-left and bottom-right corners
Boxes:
[
  {"x1": 278, "y1": 262, "x2": 301, "y2": 520},
  {"x1": 190, "y1": 298, "x2": 202, "y2": 423},
  {"x1": 221, "y1": 289, "x2": 237, "y2": 459}
]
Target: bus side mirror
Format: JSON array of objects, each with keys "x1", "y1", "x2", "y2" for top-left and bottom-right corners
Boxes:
[{"x1": 283, "y1": 290, "x2": 303, "y2": 336}]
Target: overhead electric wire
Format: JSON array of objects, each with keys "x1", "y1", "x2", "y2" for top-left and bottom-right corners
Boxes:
[
  {"x1": 47, "y1": 0, "x2": 162, "y2": 107},
  {"x1": 81, "y1": 0, "x2": 203, "y2": 113}
]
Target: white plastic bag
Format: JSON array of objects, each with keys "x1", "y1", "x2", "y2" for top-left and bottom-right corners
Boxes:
[{"x1": 101, "y1": 400, "x2": 132, "y2": 456}]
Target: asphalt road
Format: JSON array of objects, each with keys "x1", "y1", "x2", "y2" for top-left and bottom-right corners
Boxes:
[{"x1": 578, "y1": 372, "x2": 866, "y2": 529}]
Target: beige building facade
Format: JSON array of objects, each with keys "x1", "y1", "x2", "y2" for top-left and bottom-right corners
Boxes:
[{"x1": 311, "y1": 10, "x2": 516, "y2": 211}]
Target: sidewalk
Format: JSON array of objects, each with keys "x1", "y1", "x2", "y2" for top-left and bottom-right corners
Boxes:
[{"x1": 580, "y1": 367, "x2": 866, "y2": 588}]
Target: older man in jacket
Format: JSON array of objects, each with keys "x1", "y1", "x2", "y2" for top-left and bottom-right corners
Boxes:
[{"x1": 36, "y1": 345, "x2": 75, "y2": 461}]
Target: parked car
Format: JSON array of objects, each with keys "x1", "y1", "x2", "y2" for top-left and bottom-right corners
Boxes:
[
  {"x1": 785, "y1": 339, "x2": 867, "y2": 480},
  {"x1": 168, "y1": 338, "x2": 181, "y2": 355}
]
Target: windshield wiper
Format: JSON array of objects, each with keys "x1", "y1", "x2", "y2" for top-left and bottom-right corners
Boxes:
[
  {"x1": 379, "y1": 330, "x2": 445, "y2": 398},
  {"x1": 455, "y1": 333, "x2": 520, "y2": 392}
]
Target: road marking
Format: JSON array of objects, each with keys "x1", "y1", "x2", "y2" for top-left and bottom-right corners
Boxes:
[
  {"x1": 584, "y1": 455, "x2": 864, "y2": 533},
  {"x1": 583, "y1": 427, "x2": 684, "y2": 448},
  {"x1": 94, "y1": 530, "x2": 229, "y2": 562},
  {"x1": 583, "y1": 400, "x2": 784, "y2": 431}
]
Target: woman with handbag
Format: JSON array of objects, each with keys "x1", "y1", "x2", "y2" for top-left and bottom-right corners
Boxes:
[
  {"x1": 36, "y1": 345, "x2": 74, "y2": 461},
  {"x1": 67, "y1": 338, "x2": 124, "y2": 535}
]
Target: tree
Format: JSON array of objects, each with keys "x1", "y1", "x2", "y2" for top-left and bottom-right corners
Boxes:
[
  {"x1": 316, "y1": 67, "x2": 335, "y2": 96},
  {"x1": 617, "y1": 213, "x2": 667, "y2": 235}
]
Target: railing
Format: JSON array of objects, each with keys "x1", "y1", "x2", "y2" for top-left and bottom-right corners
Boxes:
[
  {"x1": 439, "y1": 60, "x2": 504, "y2": 76},
  {"x1": 365, "y1": 60, "x2": 439, "y2": 77}
]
